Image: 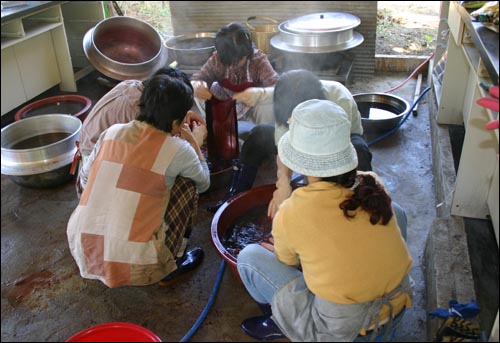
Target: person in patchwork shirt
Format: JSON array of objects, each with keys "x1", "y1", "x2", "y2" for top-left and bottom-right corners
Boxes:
[
  {"x1": 67, "y1": 73, "x2": 209, "y2": 288},
  {"x1": 76, "y1": 67, "x2": 206, "y2": 199}
]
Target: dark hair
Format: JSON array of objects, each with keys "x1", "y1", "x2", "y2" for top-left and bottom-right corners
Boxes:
[
  {"x1": 327, "y1": 171, "x2": 393, "y2": 225},
  {"x1": 273, "y1": 69, "x2": 326, "y2": 127},
  {"x1": 149, "y1": 66, "x2": 193, "y2": 93},
  {"x1": 215, "y1": 22, "x2": 253, "y2": 66},
  {"x1": 136, "y1": 74, "x2": 193, "y2": 133}
]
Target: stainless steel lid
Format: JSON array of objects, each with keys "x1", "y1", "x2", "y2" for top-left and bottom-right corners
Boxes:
[
  {"x1": 272, "y1": 12, "x2": 364, "y2": 54},
  {"x1": 283, "y1": 12, "x2": 361, "y2": 33}
]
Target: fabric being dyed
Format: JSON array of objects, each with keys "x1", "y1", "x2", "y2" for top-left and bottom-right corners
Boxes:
[{"x1": 222, "y1": 205, "x2": 272, "y2": 258}]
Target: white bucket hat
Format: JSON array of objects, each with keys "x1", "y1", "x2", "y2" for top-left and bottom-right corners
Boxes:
[{"x1": 278, "y1": 99, "x2": 358, "y2": 177}]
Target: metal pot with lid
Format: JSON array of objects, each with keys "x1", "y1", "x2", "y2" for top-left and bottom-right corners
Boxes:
[{"x1": 271, "y1": 12, "x2": 364, "y2": 53}]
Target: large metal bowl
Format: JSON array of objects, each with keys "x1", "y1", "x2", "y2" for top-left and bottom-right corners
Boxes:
[
  {"x1": 353, "y1": 93, "x2": 410, "y2": 134},
  {"x1": 165, "y1": 32, "x2": 216, "y2": 67},
  {"x1": 1, "y1": 114, "x2": 82, "y2": 188},
  {"x1": 83, "y1": 16, "x2": 168, "y2": 81}
]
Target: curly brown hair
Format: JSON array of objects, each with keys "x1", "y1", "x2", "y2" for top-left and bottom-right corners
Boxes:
[{"x1": 324, "y1": 170, "x2": 393, "y2": 225}]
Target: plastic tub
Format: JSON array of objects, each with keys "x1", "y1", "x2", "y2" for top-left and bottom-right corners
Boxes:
[
  {"x1": 211, "y1": 184, "x2": 276, "y2": 282},
  {"x1": 66, "y1": 322, "x2": 162, "y2": 342},
  {"x1": 15, "y1": 95, "x2": 92, "y2": 123}
]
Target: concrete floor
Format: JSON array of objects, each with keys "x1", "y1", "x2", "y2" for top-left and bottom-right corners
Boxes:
[{"x1": 0, "y1": 69, "x2": 470, "y2": 342}]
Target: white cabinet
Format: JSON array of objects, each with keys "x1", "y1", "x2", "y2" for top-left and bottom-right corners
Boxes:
[
  {"x1": 1, "y1": 47, "x2": 26, "y2": 114},
  {"x1": 435, "y1": 2, "x2": 499, "y2": 240},
  {"x1": 435, "y1": 1, "x2": 499, "y2": 246},
  {"x1": 434, "y1": 4, "x2": 499, "y2": 341},
  {"x1": 1, "y1": 3, "x2": 76, "y2": 115},
  {"x1": 15, "y1": 31, "x2": 61, "y2": 99}
]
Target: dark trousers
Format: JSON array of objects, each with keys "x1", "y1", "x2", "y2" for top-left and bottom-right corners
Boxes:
[
  {"x1": 240, "y1": 123, "x2": 277, "y2": 166},
  {"x1": 240, "y1": 124, "x2": 372, "y2": 172},
  {"x1": 351, "y1": 133, "x2": 373, "y2": 171}
]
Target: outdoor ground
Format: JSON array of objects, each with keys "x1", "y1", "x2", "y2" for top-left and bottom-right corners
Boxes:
[
  {"x1": 377, "y1": 1, "x2": 440, "y2": 56},
  {"x1": 115, "y1": 1, "x2": 441, "y2": 57}
]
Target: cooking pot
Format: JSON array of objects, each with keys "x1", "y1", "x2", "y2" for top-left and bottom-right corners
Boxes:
[
  {"x1": 83, "y1": 16, "x2": 168, "y2": 81},
  {"x1": 165, "y1": 32, "x2": 216, "y2": 67},
  {"x1": 246, "y1": 16, "x2": 279, "y2": 54},
  {"x1": 1, "y1": 114, "x2": 82, "y2": 188},
  {"x1": 271, "y1": 12, "x2": 364, "y2": 54},
  {"x1": 353, "y1": 93, "x2": 410, "y2": 134}
]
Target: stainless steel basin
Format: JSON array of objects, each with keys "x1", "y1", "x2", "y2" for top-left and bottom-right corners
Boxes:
[
  {"x1": 353, "y1": 93, "x2": 410, "y2": 134},
  {"x1": 165, "y1": 32, "x2": 216, "y2": 67},
  {"x1": 83, "y1": 16, "x2": 168, "y2": 81},
  {"x1": 1, "y1": 114, "x2": 82, "y2": 188}
]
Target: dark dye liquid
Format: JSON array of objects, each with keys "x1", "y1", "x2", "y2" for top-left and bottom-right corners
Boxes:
[
  {"x1": 222, "y1": 205, "x2": 272, "y2": 259},
  {"x1": 357, "y1": 102, "x2": 400, "y2": 119},
  {"x1": 10, "y1": 132, "x2": 71, "y2": 150}
]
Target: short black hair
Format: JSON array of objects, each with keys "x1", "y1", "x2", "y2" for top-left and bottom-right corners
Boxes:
[
  {"x1": 149, "y1": 66, "x2": 193, "y2": 92},
  {"x1": 136, "y1": 74, "x2": 193, "y2": 133},
  {"x1": 273, "y1": 69, "x2": 325, "y2": 127},
  {"x1": 215, "y1": 22, "x2": 253, "y2": 66}
]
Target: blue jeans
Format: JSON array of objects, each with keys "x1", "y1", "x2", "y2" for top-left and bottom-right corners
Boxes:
[
  {"x1": 353, "y1": 309, "x2": 405, "y2": 342},
  {"x1": 237, "y1": 203, "x2": 408, "y2": 304},
  {"x1": 237, "y1": 244, "x2": 301, "y2": 304}
]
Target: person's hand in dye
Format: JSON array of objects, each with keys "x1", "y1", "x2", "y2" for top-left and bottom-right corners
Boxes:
[{"x1": 192, "y1": 80, "x2": 212, "y2": 101}]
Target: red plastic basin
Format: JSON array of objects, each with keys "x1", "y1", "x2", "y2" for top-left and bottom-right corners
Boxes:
[
  {"x1": 15, "y1": 95, "x2": 92, "y2": 123},
  {"x1": 211, "y1": 184, "x2": 276, "y2": 282},
  {"x1": 66, "y1": 322, "x2": 162, "y2": 342}
]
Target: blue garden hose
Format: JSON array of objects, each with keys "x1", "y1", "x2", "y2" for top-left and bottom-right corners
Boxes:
[
  {"x1": 179, "y1": 260, "x2": 226, "y2": 342},
  {"x1": 367, "y1": 86, "x2": 431, "y2": 146}
]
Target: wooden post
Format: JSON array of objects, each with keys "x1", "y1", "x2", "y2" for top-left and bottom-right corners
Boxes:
[{"x1": 412, "y1": 73, "x2": 423, "y2": 116}]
